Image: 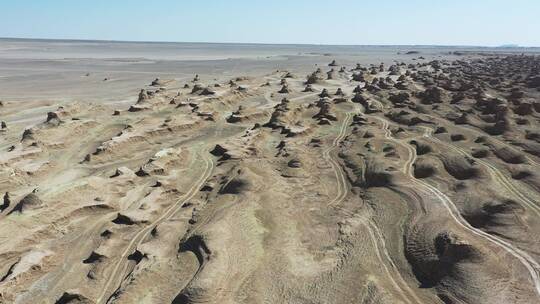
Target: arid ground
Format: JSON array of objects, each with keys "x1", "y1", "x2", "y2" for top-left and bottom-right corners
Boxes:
[{"x1": 1, "y1": 40, "x2": 540, "y2": 304}]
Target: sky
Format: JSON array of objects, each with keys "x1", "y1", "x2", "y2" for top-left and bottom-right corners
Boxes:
[{"x1": 0, "y1": 0, "x2": 539, "y2": 46}]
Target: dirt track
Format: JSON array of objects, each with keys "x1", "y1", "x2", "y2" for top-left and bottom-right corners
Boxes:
[{"x1": 1, "y1": 54, "x2": 540, "y2": 304}]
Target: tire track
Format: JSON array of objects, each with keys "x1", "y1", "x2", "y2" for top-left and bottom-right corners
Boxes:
[
  {"x1": 326, "y1": 113, "x2": 422, "y2": 304},
  {"x1": 422, "y1": 130, "x2": 540, "y2": 217},
  {"x1": 324, "y1": 113, "x2": 351, "y2": 207},
  {"x1": 96, "y1": 149, "x2": 215, "y2": 304},
  {"x1": 372, "y1": 115, "x2": 540, "y2": 297}
]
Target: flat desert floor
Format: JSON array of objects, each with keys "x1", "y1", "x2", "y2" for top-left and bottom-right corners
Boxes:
[{"x1": 1, "y1": 39, "x2": 540, "y2": 304}]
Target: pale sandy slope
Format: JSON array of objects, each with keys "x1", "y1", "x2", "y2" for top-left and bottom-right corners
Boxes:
[{"x1": 0, "y1": 53, "x2": 540, "y2": 304}]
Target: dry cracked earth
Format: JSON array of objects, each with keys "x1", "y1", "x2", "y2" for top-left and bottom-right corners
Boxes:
[{"x1": 1, "y1": 55, "x2": 540, "y2": 304}]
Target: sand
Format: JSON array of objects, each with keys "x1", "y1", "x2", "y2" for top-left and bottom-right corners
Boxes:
[{"x1": 1, "y1": 39, "x2": 540, "y2": 304}]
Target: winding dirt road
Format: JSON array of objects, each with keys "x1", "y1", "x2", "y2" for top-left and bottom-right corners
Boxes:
[
  {"x1": 97, "y1": 149, "x2": 215, "y2": 303},
  {"x1": 325, "y1": 113, "x2": 423, "y2": 304},
  {"x1": 423, "y1": 130, "x2": 540, "y2": 217},
  {"x1": 371, "y1": 115, "x2": 540, "y2": 297}
]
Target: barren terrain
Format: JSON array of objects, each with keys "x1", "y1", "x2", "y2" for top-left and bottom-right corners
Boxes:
[{"x1": 1, "y1": 41, "x2": 540, "y2": 304}]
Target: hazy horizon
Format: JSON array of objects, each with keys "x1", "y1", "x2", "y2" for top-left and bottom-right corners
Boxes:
[
  {"x1": 1, "y1": 0, "x2": 539, "y2": 47},
  {"x1": 0, "y1": 37, "x2": 537, "y2": 48}
]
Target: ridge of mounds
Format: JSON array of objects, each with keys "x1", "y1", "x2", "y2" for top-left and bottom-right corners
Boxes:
[
  {"x1": 410, "y1": 140, "x2": 433, "y2": 155},
  {"x1": 312, "y1": 99, "x2": 337, "y2": 125},
  {"x1": 372, "y1": 77, "x2": 394, "y2": 90},
  {"x1": 129, "y1": 89, "x2": 154, "y2": 112},
  {"x1": 416, "y1": 86, "x2": 447, "y2": 104},
  {"x1": 303, "y1": 84, "x2": 314, "y2": 92},
  {"x1": 525, "y1": 130, "x2": 540, "y2": 143},
  {"x1": 276, "y1": 140, "x2": 289, "y2": 156},
  {"x1": 226, "y1": 106, "x2": 243, "y2": 123},
  {"x1": 210, "y1": 144, "x2": 232, "y2": 161},
  {"x1": 510, "y1": 169, "x2": 534, "y2": 180},
  {"x1": 319, "y1": 88, "x2": 331, "y2": 98},
  {"x1": 278, "y1": 85, "x2": 290, "y2": 94},
  {"x1": 8, "y1": 192, "x2": 43, "y2": 215},
  {"x1": 150, "y1": 78, "x2": 166, "y2": 87},
  {"x1": 137, "y1": 89, "x2": 150, "y2": 103},
  {"x1": 394, "y1": 79, "x2": 414, "y2": 91},
  {"x1": 471, "y1": 148, "x2": 490, "y2": 158},
  {"x1": 191, "y1": 84, "x2": 216, "y2": 96},
  {"x1": 440, "y1": 155, "x2": 482, "y2": 180},
  {"x1": 178, "y1": 234, "x2": 211, "y2": 268},
  {"x1": 219, "y1": 176, "x2": 251, "y2": 194},
  {"x1": 385, "y1": 110, "x2": 431, "y2": 126},
  {"x1": 491, "y1": 146, "x2": 527, "y2": 164},
  {"x1": 172, "y1": 236, "x2": 212, "y2": 303},
  {"x1": 354, "y1": 93, "x2": 378, "y2": 113},
  {"x1": 82, "y1": 251, "x2": 107, "y2": 264},
  {"x1": 453, "y1": 112, "x2": 471, "y2": 125},
  {"x1": 388, "y1": 92, "x2": 411, "y2": 107},
  {"x1": 351, "y1": 92, "x2": 367, "y2": 104},
  {"x1": 382, "y1": 143, "x2": 398, "y2": 158},
  {"x1": 388, "y1": 64, "x2": 401, "y2": 75},
  {"x1": 127, "y1": 249, "x2": 146, "y2": 264},
  {"x1": 111, "y1": 212, "x2": 147, "y2": 225},
  {"x1": 45, "y1": 111, "x2": 63, "y2": 126},
  {"x1": 21, "y1": 128, "x2": 35, "y2": 142},
  {"x1": 305, "y1": 68, "x2": 325, "y2": 85},
  {"x1": 55, "y1": 291, "x2": 93, "y2": 304},
  {"x1": 326, "y1": 69, "x2": 336, "y2": 80},
  {"x1": 510, "y1": 168, "x2": 540, "y2": 191},
  {"x1": 351, "y1": 72, "x2": 365, "y2": 82},
  {"x1": 413, "y1": 158, "x2": 438, "y2": 178},
  {"x1": 462, "y1": 198, "x2": 524, "y2": 230},
  {"x1": 1, "y1": 192, "x2": 10, "y2": 212},
  {"x1": 351, "y1": 114, "x2": 368, "y2": 126},
  {"x1": 405, "y1": 229, "x2": 482, "y2": 293},
  {"x1": 360, "y1": 157, "x2": 393, "y2": 188},
  {"x1": 516, "y1": 141, "x2": 540, "y2": 158},
  {"x1": 263, "y1": 98, "x2": 291, "y2": 130},
  {"x1": 450, "y1": 133, "x2": 466, "y2": 142},
  {"x1": 283, "y1": 71, "x2": 295, "y2": 78},
  {"x1": 351, "y1": 63, "x2": 365, "y2": 71}
]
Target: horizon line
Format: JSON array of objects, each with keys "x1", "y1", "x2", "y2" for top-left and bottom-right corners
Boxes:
[{"x1": 1, "y1": 36, "x2": 539, "y2": 49}]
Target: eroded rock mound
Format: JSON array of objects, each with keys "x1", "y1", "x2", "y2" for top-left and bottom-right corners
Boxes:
[
  {"x1": 9, "y1": 193, "x2": 43, "y2": 214},
  {"x1": 406, "y1": 230, "x2": 481, "y2": 289},
  {"x1": 361, "y1": 158, "x2": 393, "y2": 188},
  {"x1": 413, "y1": 158, "x2": 437, "y2": 178},
  {"x1": 463, "y1": 199, "x2": 524, "y2": 230},
  {"x1": 441, "y1": 155, "x2": 481, "y2": 180}
]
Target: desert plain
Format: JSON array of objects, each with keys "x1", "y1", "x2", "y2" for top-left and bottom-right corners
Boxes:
[{"x1": 1, "y1": 39, "x2": 540, "y2": 304}]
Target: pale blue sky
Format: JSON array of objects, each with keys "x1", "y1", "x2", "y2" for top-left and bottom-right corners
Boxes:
[{"x1": 0, "y1": 0, "x2": 539, "y2": 46}]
